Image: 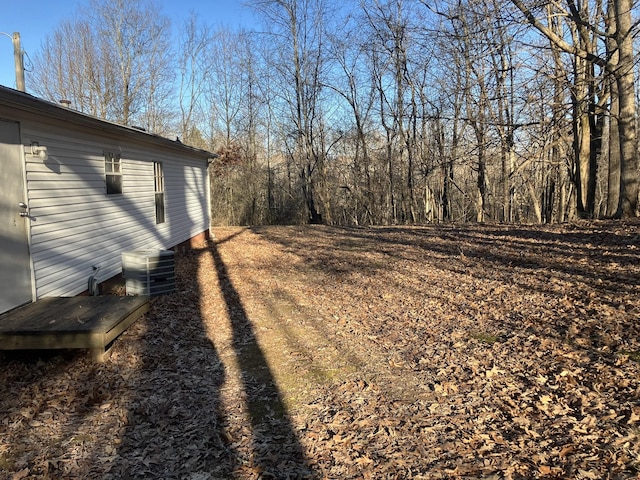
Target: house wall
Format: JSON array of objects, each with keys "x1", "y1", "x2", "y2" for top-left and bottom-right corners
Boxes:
[{"x1": 19, "y1": 119, "x2": 210, "y2": 298}]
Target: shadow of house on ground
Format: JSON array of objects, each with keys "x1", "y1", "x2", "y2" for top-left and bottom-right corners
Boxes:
[
  {"x1": 0, "y1": 349, "x2": 109, "y2": 477},
  {"x1": 0, "y1": 236, "x2": 314, "y2": 479},
  {"x1": 0, "y1": 250, "x2": 227, "y2": 479},
  {"x1": 107, "y1": 246, "x2": 232, "y2": 479},
  {"x1": 109, "y1": 237, "x2": 313, "y2": 479}
]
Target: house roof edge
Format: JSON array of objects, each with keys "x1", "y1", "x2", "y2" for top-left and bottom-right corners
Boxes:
[{"x1": 0, "y1": 85, "x2": 218, "y2": 159}]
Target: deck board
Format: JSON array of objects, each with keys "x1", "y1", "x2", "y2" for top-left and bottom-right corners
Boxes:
[{"x1": 0, "y1": 296, "x2": 149, "y2": 361}]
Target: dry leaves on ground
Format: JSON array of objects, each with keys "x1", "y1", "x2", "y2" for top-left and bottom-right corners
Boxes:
[{"x1": 0, "y1": 220, "x2": 639, "y2": 479}]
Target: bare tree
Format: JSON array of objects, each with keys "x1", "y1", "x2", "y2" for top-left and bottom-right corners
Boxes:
[
  {"x1": 510, "y1": 0, "x2": 638, "y2": 218},
  {"x1": 30, "y1": 0, "x2": 174, "y2": 131},
  {"x1": 88, "y1": 0, "x2": 173, "y2": 126},
  {"x1": 206, "y1": 28, "x2": 247, "y2": 147},
  {"x1": 324, "y1": 19, "x2": 377, "y2": 224},
  {"x1": 611, "y1": 0, "x2": 638, "y2": 217},
  {"x1": 176, "y1": 14, "x2": 213, "y2": 148},
  {"x1": 31, "y1": 20, "x2": 114, "y2": 117},
  {"x1": 251, "y1": 0, "x2": 329, "y2": 224}
]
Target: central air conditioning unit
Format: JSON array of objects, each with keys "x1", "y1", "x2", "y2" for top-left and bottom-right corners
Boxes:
[{"x1": 122, "y1": 250, "x2": 176, "y2": 296}]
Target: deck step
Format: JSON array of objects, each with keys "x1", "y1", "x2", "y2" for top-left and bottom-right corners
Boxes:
[{"x1": 0, "y1": 296, "x2": 149, "y2": 361}]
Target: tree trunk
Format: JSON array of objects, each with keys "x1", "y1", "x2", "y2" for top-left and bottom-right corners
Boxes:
[
  {"x1": 613, "y1": 0, "x2": 639, "y2": 217},
  {"x1": 476, "y1": 146, "x2": 487, "y2": 222},
  {"x1": 572, "y1": 55, "x2": 597, "y2": 218},
  {"x1": 605, "y1": 1, "x2": 622, "y2": 216}
]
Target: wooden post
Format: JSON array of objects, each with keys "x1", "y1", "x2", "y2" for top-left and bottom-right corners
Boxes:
[{"x1": 12, "y1": 32, "x2": 25, "y2": 92}]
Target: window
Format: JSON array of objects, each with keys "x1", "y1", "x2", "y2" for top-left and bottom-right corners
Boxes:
[
  {"x1": 154, "y1": 161, "x2": 165, "y2": 224},
  {"x1": 105, "y1": 152, "x2": 122, "y2": 194}
]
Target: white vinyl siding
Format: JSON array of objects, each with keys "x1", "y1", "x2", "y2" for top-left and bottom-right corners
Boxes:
[{"x1": 21, "y1": 121, "x2": 210, "y2": 298}]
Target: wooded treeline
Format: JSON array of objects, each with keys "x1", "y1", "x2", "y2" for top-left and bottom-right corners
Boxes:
[{"x1": 29, "y1": 0, "x2": 640, "y2": 225}]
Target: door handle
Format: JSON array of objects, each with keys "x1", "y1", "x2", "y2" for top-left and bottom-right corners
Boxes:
[{"x1": 18, "y1": 202, "x2": 29, "y2": 217}]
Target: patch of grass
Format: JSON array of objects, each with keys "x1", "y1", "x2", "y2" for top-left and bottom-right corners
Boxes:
[
  {"x1": 308, "y1": 366, "x2": 335, "y2": 383},
  {"x1": 0, "y1": 454, "x2": 15, "y2": 471},
  {"x1": 620, "y1": 351, "x2": 640, "y2": 362},
  {"x1": 470, "y1": 331, "x2": 499, "y2": 344},
  {"x1": 307, "y1": 364, "x2": 359, "y2": 384},
  {"x1": 70, "y1": 434, "x2": 94, "y2": 445}
]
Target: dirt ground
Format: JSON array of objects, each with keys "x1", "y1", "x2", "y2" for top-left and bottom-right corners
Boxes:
[{"x1": 1, "y1": 221, "x2": 640, "y2": 479}]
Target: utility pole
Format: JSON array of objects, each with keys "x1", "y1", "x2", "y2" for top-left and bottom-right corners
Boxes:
[
  {"x1": 2, "y1": 31, "x2": 25, "y2": 92},
  {"x1": 12, "y1": 32, "x2": 25, "y2": 92}
]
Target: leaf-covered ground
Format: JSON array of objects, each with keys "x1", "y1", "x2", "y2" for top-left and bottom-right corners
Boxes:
[{"x1": 1, "y1": 221, "x2": 639, "y2": 479}]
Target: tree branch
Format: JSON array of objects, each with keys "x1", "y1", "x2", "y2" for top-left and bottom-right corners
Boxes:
[{"x1": 509, "y1": 0, "x2": 607, "y2": 67}]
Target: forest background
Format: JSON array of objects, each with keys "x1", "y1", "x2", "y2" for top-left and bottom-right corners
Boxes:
[{"x1": 25, "y1": 0, "x2": 640, "y2": 226}]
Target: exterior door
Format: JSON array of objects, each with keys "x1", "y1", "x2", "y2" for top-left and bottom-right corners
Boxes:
[{"x1": 0, "y1": 119, "x2": 32, "y2": 314}]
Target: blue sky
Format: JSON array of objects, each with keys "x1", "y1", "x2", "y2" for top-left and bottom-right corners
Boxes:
[{"x1": 0, "y1": 0, "x2": 257, "y2": 90}]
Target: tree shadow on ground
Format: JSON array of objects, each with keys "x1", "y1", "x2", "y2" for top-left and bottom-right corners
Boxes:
[
  {"x1": 209, "y1": 232, "x2": 314, "y2": 478},
  {"x1": 252, "y1": 223, "x2": 640, "y2": 353},
  {"x1": 253, "y1": 223, "x2": 640, "y2": 298},
  {"x1": 0, "y1": 238, "x2": 313, "y2": 478},
  {"x1": 0, "y1": 247, "x2": 233, "y2": 479},
  {"x1": 107, "y1": 246, "x2": 233, "y2": 478}
]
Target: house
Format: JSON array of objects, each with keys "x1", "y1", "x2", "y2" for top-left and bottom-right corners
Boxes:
[{"x1": 0, "y1": 85, "x2": 215, "y2": 315}]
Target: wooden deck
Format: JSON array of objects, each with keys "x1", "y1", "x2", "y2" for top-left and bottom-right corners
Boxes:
[{"x1": 0, "y1": 296, "x2": 149, "y2": 361}]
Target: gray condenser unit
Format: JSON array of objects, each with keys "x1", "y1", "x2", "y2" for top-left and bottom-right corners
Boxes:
[{"x1": 122, "y1": 250, "x2": 176, "y2": 296}]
